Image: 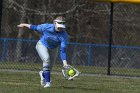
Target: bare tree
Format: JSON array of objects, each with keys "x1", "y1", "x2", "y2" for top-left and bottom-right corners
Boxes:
[{"x1": 15, "y1": 0, "x2": 28, "y2": 62}]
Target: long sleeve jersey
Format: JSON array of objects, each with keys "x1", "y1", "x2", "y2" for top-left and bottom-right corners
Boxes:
[{"x1": 30, "y1": 23, "x2": 68, "y2": 61}]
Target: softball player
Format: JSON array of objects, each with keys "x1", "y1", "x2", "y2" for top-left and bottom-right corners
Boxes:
[{"x1": 17, "y1": 16, "x2": 69, "y2": 88}]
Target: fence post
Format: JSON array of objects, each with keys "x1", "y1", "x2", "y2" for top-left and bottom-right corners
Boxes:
[
  {"x1": 0, "y1": 0, "x2": 3, "y2": 37},
  {"x1": 88, "y1": 46, "x2": 91, "y2": 66},
  {"x1": 107, "y1": 3, "x2": 114, "y2": 75},
  {"x1": 2, "y1": 38, "x2": 8, "y2": 63}
]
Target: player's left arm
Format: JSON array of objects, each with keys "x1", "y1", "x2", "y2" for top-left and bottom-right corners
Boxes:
[
  {"x1": 60, "y1": 33, "x2": 80, "y2": 80},
  {"x1": 60, "y1": 32, "x2": 69, "y2": 67}
]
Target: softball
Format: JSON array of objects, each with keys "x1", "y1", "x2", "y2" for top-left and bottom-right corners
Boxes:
[{"x1": 68, "y1": 69, "x2": 75, "y2": 76}]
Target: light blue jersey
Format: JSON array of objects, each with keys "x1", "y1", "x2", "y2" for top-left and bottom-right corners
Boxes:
[{"x1": 30, "y1": 23, "x2": 68, "y2": 61}]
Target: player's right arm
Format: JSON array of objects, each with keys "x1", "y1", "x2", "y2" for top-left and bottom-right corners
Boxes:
[
  {"x1": 17, "y1": 23, "x2": 31, "y2": 28},
  {"x1": 17, "y1": 23, "x2": 49, "y2": 32}
]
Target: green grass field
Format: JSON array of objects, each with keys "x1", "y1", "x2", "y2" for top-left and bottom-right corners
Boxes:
[
  {"x1": 0, "y1": 70, "x2": 140, "y2": 93},
  {"x1": 1, "y1": 62, "x2": 140, "y2": 76},
  {"x1": 0, "y1": 62, "x2": 140, "y2": 93}
]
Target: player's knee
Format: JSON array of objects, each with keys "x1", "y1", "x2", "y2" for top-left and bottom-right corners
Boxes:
[
  {"x1": 42, "y1": 58, "x2": 50, "y2": 63},
  {"x1": 35, "y1": 43, "x2": 39, "y2": 50},
  {"x1": 43, "y1": 57, "x2": 50, "y2": 62}
]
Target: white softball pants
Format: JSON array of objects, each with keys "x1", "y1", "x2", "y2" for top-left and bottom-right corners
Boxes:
[{"x1": 36, "y1": 40, "x2": 50, "y2": 71}]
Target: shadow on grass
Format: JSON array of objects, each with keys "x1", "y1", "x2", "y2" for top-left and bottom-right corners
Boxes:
[{"x1": 53, "y1": 85, "x2": 100, "y2": 91}]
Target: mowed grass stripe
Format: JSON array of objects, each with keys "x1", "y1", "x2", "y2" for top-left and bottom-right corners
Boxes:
[{"x1": 0, "y1": 71, "x2": 140, "y2": 93}]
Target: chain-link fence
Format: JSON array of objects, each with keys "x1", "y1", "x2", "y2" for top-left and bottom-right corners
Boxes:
[
  {"x1": 0, "y1": 38, "x2": 140, "y2": 77},
  {"x1": 1, "y1": 0, "x2": 140, "y2": 77}
]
